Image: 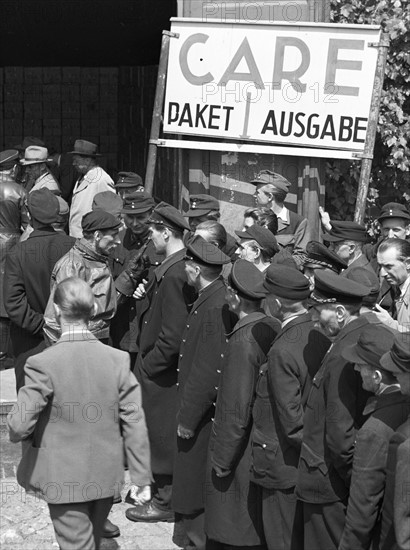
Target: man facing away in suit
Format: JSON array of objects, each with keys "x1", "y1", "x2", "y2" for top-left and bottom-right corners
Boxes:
[{"x1": 8, "y1": 277, "x2": 152, "y2": 550}]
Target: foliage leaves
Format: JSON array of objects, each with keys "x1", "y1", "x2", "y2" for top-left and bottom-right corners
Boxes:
[{"x1": 326, "y1": 0, "x2": 410, "y2": 226}]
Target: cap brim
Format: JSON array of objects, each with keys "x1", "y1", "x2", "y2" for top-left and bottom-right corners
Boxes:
[
  {"x1": 185, "y1": 209, "x2": 211, "y2": 217},
  {"x1": 68, "y1": 151, "x2": 102, "y2": 157},
  {"x1": 379, "y1": 352, "x2": 402, "y2": 374},
  {"x1": 378, "y1": 213, "x2": 410, "y2": 222},
  {"x1": 235, "y1": 230, "x2": 251, "y2": 239},
  {"x1": 253, "y1": 279, "x2": 269, "y2": 295},
  {"x1": 322, "y1": 233, "x2": 344, "y2": 242},
  {"x1": 341, "y1": 344, "x2": 364, "y2": 364},
  {"x1": 121, "y1": 206, "x2": 152, "y2": 214},
  {"x1": 20, "y1": 158, "x2": 53, "y2": 165}
]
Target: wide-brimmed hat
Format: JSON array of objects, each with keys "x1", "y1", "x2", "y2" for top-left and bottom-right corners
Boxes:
[
  {"x1": 341, "y1": 325, "x2": 396, "y2": 366},
  {"x1": 380, "y1": 334, "x2": 410, "y2": 374},
  {"x1": 20, "y1": 146, "x2": 52, "y2": 165},
  {"x1": 69, "y1": 139, "x2": 101, "y2": 157}
]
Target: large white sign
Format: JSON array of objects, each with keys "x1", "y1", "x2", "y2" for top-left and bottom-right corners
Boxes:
[{"x1": 163, "y1": 19, "x2": 381, "y2": 157}]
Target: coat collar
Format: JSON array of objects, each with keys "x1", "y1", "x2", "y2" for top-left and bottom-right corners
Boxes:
[
  {"x1": 363, "y1": 388, "x2": 410, "y2": 416},
  {"x1": 335, "y1": 315, "x2": 369, "y2": 343},
  {"x1": 192, "y1": 277, "x2": 225, "y2": 310},
  {"x1": 75, "y1": 238, "x2": 108, "y2": 264},
  {"x1": 57, "y1": 329, "x2": 99, "y2": 344},
  {"x1": 28, "y1": 228, "x2": 58, "y2": 238},
  {"x1": 276, "y1": 311, "x2": 311, "y2": 337},
  {"x1": 229, "y1": 310, "x2": 268, "y2": 336},
  {"x1": 154, "y1": 247, "x2": 186, "y2": 281}
]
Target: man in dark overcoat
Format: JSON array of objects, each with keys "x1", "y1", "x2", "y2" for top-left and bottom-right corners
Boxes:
[
  {"x1": 170, "y1": 237, "x2": 235, "y2": 549},
  {"x1": 338, "y1": 325, "x2": 409, "y2": 550},
  {"x1": 250, "y1": 265, "x2": 331, "y2": 550},
  {"x1": 126, "y1": 203, "x2": 196, "y2": 523},
  {"x1": 295, "y1": 271, "x2": 372, "y2": 550},
  {"x1": 4, "y1": 188, "x2": 75, "y2": 390},
  {"x1": 206, "y1": 260, "x2": 280, "y2": 549}
]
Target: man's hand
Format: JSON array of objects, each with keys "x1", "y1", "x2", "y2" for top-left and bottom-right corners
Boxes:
[
  {"x1": 133, "y1": 279, "x2": 148, "y2": 300},
  {"x1": 213, "y1": 465, "x2": 231, "y2": 478},
  {"x1": 177, "y1": 423, "x2": 195, "y2": 439},
  {"x1": 129, "y1": 484, "x2": 151, "y2": 505},
  {"x1": 319, "y1": 206, "x2": 332, "y2": 232},
  {"x1": 374, "y1": 304, "x2": 394, "y2": 326}
]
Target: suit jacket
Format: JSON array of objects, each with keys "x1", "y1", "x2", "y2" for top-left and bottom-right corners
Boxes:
[
  {"x1": 7, "y1": 331, "x2": 152, "y2": 503},
  {"x1": 379, "y1": 415, "x2": 410, "y2": 550},
  {"x1": 4, "y1": 229, "x2": 75, "y2": 357},
  {"x1": 172, "y1": 278, "x2": 237, "y2": 514},
  {"x1": 134, "y1": 248, "x2": 196, "y2": 474},
  {"x1": 276, "y1": 209, "x2": 311, "y2": 263},
  {"x1": 339, "y1": 390, "x2": 410, "y2": 550},
  {"x1": 251, "y1": 312, "x2": 330, "y2": 490},
  {"x1": 206, "y1": 311, "x2": 280, "y2": 546},
  {"x1": 296, "y1": 316, "x2": 371, "y2": 504}
]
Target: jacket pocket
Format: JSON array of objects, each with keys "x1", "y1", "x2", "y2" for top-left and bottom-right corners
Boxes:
[
  {"x1": 300, "y1": 443, "x2": 328, "y2": 476},
  {"x1": 251, "y1": 428, "x2": 279, "y2": 475}
]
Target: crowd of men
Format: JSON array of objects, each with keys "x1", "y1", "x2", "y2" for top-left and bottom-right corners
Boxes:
[{"x1": 1, "y1": 137, "x2": 410, "y2": 550}]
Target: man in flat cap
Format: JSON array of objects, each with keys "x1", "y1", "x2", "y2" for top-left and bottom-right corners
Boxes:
[
  {"x1": 43, "y1": 210, "x2": 122, "y2": 344},
  {"x1": 69, "y1": 139, "x2": 115, "y2": 238},
  {"x1": 115, "y1": 171, "x2": 144, "y2": 199},
  {"x1": 251, "y1": 170, "x2": 311, "y2": 266},
  {"x1": 248, "y1": 265, "x2": 331, "y2": 550},
  {"x1": 235, "y1": 225, "x2": 280, "y2": 272},
  {"x1": 338, "y1": 325, "x2": 409, "y2": 550},
  {"x1": 126, "y1": 203, "x2": 196, "y2": 523},
  {"x1": 378, "y1": 333, "x2": 410, "y2": 550},
  {"x1": 20, "y1": 146, "x2": 60, "y2": 195},
  {"x1": 323, "y1": 220, "x2": 376, "y2": 279},
  {"x1": 205, "y1": 260, "x2": 280, "y2": 549},
  {"x1": 374, "y1": 238, "x2": 410, "y2": 333},
  {"x1": 185, "y1": 193, "x2": 237, "y2": 258},
  {"x1": 295, "y1": 271, "x2": 372, "y2": 550},
  {"x1": 161, "y1": 237, "x2": 236, "y2": 549},
  {"x1": 0, "y1": 149, "x2": 29, "y2": 361},
  {"x1": 4, "y1": 189, "x2": 75, "y2": 389}
]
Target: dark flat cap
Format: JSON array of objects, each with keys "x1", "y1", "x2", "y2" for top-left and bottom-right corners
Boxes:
[
  {"x1": 228, "y1": 259, "x2": 267, "y2": 299},
  {"x1": 122, "y1": 191, "x2": 155, "y2": 214},
  {"x1": 322, "y1": 220, "x2": 367, "y2": 243},
  {"x1": 0, "y1": 149, "x2": 19, "y2": 170},
  {"x1": 312, "y1": 270, "x2": 369, "y2": 304},
  {"x1": 185, "y1": 194, "x2": 220, "y2": 217},
  {"x1": 342, "y1": 324, "x2": 396, "y2": 366},
  {"x1": 92, "y1": 191, "x2": 123, "y2": 217},
  {"x1": 344, "y1": 266, "x2": 380, "y2": 306},
  {"x1": 185, "y1": 235, "x2": 230, "y2": 266},
  {"x1": 303, "y1": 241, "x2": 347, "y2": 273},
  {"x1": 116, "y1": 171, "x2": 144, "y2": 189},
  {"x1": 81, "y1": 210, "x2": 122, "y2": 233},
  {"x1": 13, "y1": 136, "x2": 45, "y2": 152},
  {"x1": 28, "y1": 188, "x2": 59, "y2": 225},
  {"x1": 380, "y1": 333, "x2": 410, "y2": 374},
  {"x1": 235, "y1": 225, "x2": 279, "y2": 258},
  {"x1": 378, "y1": 202, "x2": 410, "y2": 222},
  {"x1": 249, "y1": 170, "x2": 291, "y2": 194},
  {"x1": 55, "y1": 196, "x2": 70, "y2": 223},
  {"x1": 149, "y1": 202, "x2": 190, "y2": 232},
  {"x1": 255, "y1": 264, "x2": 311, "y2": 300}
]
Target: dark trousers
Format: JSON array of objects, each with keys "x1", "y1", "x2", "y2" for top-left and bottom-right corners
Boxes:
[
  {"x1": 262, "y1": 487, "x2": 303, "y2": 550},
  {"x1": 152, "y1": 473, "x2": 173, "y2": 510},
  {"x1": 301, "y1": 499, "x2": 347, "y2": 550},
  {"x1": 0, "y1": 317, "x2": 10, "y2": 356},
  {"x1": 177, "y1": 510, "x2": 206, "y2": 550},
  {"x1": 48, "y1": 497, "x2": 113, "y2": 550}
]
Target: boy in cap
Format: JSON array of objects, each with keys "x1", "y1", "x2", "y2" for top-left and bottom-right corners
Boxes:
[
  {"x1": 115, "y1": 171, "x2": 144, "y2": 199},
  {"x1": 165, "y1": 237, "x2": 236, "y2": 549},
  {"x1": 338, "y1": 325, "x2": 409, "y2": 550},
  {"x1": 205, "y1": 260, "x2": 281, "y2": 549},
  {"x1": 43, "y1": 210, "x2": 122, "y2": 344},
  {"x1": 295, "y1": 271, "x2": 373, "y2": 550},
  {"x1": 4, "y1": 189, "x2": 75, "y2": 389},
  {"x1": 378, "y1": 334, "x2": 410, "y2": 550},
  {"x1": 126, "y1": 203, "x2": 196, "y2": 523},
  {"x1": 69, "y1": 139, "x2": 115, "y2": 238},
  {"x1": 249, "y1": 265, "x2": 330, "y2": 550},
  {"x1": 251, "y1": 170, "x2": 311, "y2": 266}
]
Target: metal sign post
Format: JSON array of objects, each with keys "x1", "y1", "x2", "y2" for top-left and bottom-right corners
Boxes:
[{"x1": 354, "y1": 33, "x2": 389, "y2": 224}]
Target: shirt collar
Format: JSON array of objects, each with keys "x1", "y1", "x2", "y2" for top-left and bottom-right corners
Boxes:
[{"x1": 275, "y1": 205, "x2": 289, "y2": 222}]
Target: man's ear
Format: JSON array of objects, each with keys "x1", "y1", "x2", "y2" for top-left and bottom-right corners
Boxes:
[
  {"x1": 335, "y1": 304, "x2": 347, "y2": 321},
  {"x1": 373, "y1": 370, "x2": 383, "y2": 386}
]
